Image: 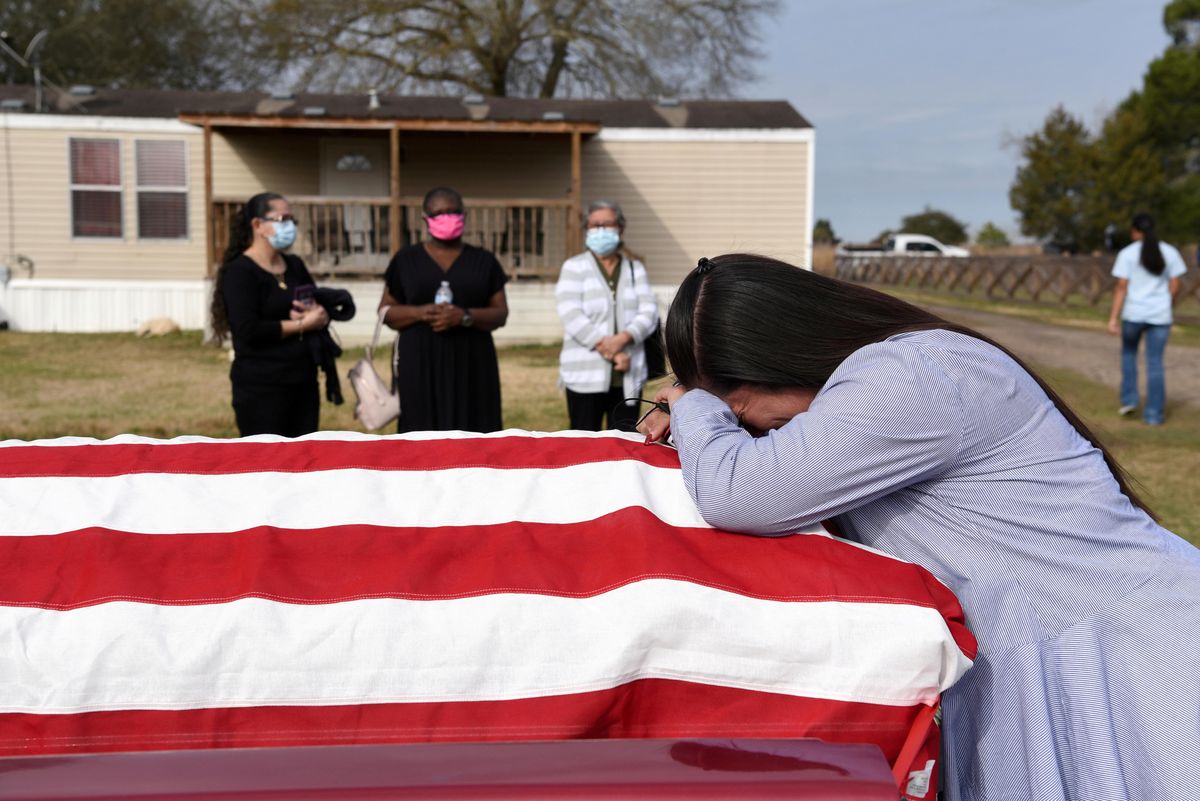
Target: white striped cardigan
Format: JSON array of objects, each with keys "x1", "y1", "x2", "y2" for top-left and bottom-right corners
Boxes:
[{"x1": 555, "y1": 250, "x2": 660, "y2": 397}]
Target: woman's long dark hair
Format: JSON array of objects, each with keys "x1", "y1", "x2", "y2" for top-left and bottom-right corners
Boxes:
[
  {"x1": 1132, "y1": 212, "x2": 1165, "y2": 276},
  {"x1": 667, "y1": 253, "x2": 1155, "y2": 518},
  {"x1": 209, "y1": 192, "x2": 283, "y2": 343}
]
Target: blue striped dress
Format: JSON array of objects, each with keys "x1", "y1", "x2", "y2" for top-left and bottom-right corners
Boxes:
[{"x1": 669, "y1": 329, "x2": 1200, "y2": 800}]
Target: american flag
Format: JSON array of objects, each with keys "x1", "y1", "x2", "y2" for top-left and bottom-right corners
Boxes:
[{"x1": 0, "y1": 430, "x2": 974, "y2": 793}]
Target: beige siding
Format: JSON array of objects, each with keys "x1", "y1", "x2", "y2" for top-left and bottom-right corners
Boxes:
[
  {"x1": 398, "y1": 134, "x2": 570, "y2": 199},
  {"x1": 0, "y1": 126, "x2": 206, "y2": 280},
  {"x1": 0, "y1": 123, "x2": 809, "y2": 289},
  {"x1": 211, "y1": 129, "x2": 322, "y2": 198},
  {"x1": 581, "y1": 138, "x2": 811, "y2": 284},
  {"x1": 212, "y1": 131, "x2": 571, "y2": 201}
]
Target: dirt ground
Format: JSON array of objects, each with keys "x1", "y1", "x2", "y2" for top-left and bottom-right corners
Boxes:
[{"x1": 929, "y1": 305, "x2": 1200, "y2": 407}]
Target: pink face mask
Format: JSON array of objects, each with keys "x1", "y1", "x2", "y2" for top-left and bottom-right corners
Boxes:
[{"x1": 425, "y1": 213, "x2": 465, "y2": 241}]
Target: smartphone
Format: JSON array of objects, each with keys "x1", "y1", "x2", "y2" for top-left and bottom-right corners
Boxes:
[{"x1": 293, "y1": 284, "x2": 316, "y2": 307}]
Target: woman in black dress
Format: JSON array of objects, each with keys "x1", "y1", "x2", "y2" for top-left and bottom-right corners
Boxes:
[
  {"x1": 379, "y1": 186, "x2": 509, "y2": 432},
  {"x1": 210, "y1": 192, "x2": 329, "y2": 436}
]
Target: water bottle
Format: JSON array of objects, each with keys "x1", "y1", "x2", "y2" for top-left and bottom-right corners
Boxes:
[{"x1": 434, "y1": 280, "x2": 453, "y2": 305}]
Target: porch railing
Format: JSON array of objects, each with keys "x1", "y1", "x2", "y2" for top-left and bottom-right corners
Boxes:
[{"x1": 211, "y1": 196, "x2": 574, "y2": 280}]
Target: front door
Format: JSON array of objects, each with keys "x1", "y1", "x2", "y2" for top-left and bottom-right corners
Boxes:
[
  {"x1": 319, "y1": 138, "x2": 390, "y2": 267},
  {"x1": 319, "y1": 137, "x2": 389, "y2": 197}
]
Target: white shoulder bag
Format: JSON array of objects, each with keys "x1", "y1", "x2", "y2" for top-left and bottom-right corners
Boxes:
[{"x1": 348, "y1": 306, "x2": 400, "y2": 431}]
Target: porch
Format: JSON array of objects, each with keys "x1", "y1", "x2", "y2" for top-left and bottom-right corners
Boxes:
[
  {"x1": 186, "y1": 112, "x2": 600, "y2": 283},
  {"x1": 210, "y1": 195, "x2": 573, "y2": 280}
]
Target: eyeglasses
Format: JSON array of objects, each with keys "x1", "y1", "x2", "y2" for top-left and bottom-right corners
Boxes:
[
  {"x1": 586, "y1": 223, "x2": 620, "y2": 231},
  {"x1": 609, "y1": 397, "x2": 673, "y2": 443},
  {"x1": 426, "y1": 210, "x2": 464, "y2": 218},
  {"x1": 260, "y1": 214, "x2": 297, "y2": 224}
]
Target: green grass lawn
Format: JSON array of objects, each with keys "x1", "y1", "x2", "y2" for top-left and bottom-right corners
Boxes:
[{"x1": 0, "y1": 330, "x2": 1195, "y2": 544}]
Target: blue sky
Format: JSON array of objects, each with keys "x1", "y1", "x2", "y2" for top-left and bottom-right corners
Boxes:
[{"x1": 751, "y1": 0, "x2": 1170, "y2": 243}]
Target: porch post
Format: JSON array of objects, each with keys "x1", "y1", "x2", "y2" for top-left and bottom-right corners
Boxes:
[
  {"x1": 390, "y1": 125, "x2": 401, "y2": 254},
  {"x1": 203, "y1": 123, "x2": 214, "y2": 277},
  {"x1": 569, "y1": 129, "x2": 582, "y2": 254}
]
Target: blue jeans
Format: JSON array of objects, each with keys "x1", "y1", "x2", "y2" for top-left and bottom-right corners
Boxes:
[{"x1": 1120, "y1": 321, "x2": 1171, "y2": 424}]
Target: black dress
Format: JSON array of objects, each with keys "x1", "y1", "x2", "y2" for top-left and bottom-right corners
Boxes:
[{"x1": 384, "y1": 244, "x2": 508, "y2": 433}]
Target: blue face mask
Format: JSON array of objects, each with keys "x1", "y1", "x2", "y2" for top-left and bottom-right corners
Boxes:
[
  {"x1": 586, "y1": 227, "x2": 621, "y2": 257},
  {"x1": 267, "y1": 219, "x2": 297, "y2": 250}
]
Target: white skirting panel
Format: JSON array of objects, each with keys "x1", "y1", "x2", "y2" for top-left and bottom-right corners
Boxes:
[
  {"x1": 0, "y1": 279, "x2": 212, "y2": 333},
  {"x1": 327, "y1": 281, "x2": 675, "y2": 346},
  {"x1": 0, "y1": 278, "x2": 676, "y2": 345}
]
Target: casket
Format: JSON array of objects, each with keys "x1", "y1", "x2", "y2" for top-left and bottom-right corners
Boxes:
[{"x1": 0, "y1": 431, "x2": 975, "y2": 799}]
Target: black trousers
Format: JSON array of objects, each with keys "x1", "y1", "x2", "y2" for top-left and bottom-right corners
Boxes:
[
  {"x1": 232, "y1": 378, "x2": 320, "y2": 437},
  {"x1": 566, "y1": 387, "x2": 640, "y2": 432}
]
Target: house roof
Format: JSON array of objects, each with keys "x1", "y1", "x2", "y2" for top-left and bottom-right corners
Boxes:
[{"x1": 0, "y1": 85, "x2": 811, "y2": 129}]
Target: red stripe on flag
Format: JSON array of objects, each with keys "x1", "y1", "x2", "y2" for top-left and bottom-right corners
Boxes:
[
  {"x1": 0, "y1": 509, "x2": 975, "y2": 656},
  {"x1": 0, "y1": 679, "x2": 922, "y2": 760},
  {"x1": 0, "y1": 436, "x2": 682, "y2": 478}
]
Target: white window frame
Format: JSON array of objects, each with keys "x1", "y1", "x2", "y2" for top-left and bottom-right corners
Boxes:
[
  {"x1": 68, "y1": 137, "x2": 124, "y2": 241},
  {"x1": 134, "y1": 138, "x2": 190, "y2": 242}
]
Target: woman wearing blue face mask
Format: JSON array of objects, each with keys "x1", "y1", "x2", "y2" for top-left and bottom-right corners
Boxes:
[
  {"x1": 555, "y1": 199, "x2": 660, "y2": 430},
  {"x1": 210, "y1": 192, "x2": 329, "y2": 436}
]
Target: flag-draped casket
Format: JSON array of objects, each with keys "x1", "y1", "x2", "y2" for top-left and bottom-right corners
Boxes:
[{"x1": 0, "y1": 431, "x2": 975, "y2": 795}]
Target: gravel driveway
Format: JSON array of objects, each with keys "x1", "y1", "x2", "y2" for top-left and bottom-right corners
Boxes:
[{"x1": 928, "y1": 305, "x2": 1200, "y2": 408}]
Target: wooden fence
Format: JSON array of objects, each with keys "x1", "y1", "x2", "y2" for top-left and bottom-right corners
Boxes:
[{"x1": 835, "y1": 255, "x2": 1200, "y2": 307}]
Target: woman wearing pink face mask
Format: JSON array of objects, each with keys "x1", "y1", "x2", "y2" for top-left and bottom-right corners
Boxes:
[{"x1": 379, "y1": 186, "x2": 509, "y2": 432}]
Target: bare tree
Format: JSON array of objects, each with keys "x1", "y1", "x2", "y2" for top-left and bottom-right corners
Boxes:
[{"x1": 234, "y1": 0, "x2": 779, "y2": 98}]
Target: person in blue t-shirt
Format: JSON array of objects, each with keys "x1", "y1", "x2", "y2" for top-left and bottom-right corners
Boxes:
[{"x1": 1106, "y1": 213, "x2": 1188, "y2": 425}]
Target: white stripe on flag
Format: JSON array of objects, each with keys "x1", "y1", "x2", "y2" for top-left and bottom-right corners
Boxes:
[
  {"x1": 1, "y1": 463, "x2": 709, "y2": 536},
  {"x1": 0, "y1": 429, "x2": 645, "y2": 449},
  {"x1": 1, "y1": 581, "x2": 972, "y2": 713}
]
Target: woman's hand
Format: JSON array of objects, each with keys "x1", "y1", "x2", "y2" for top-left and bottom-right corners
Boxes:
[
  {"x1": 429, "y1": 304, "x2": 464, "y2": 332},
  {"x1": 298, "y1": 303, "x2": 329, "y2": 332},
  {"x1": 613, "y1": 351, "x2": 631, "y2": 372},
  {"x1": 1107, "y1": 317, "x2": 1120, "y2": 336},
  {"x1": 596, "y1": 332, "x2": 633, "y2": 360},
  {"x1": 637, "y1": 383, "x2": 687, "y2": 444}
]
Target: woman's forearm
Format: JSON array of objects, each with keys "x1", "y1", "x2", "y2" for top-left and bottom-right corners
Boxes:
[
  {"x1": 1109, "y1": 285, "x2": 1127, "y2": 323},
  {"x1": 468, "y1": 305, "x2": 508, "y2": 333},
  {"x1": 383, "y1": 304, "x2": 430, "y2": 331}
]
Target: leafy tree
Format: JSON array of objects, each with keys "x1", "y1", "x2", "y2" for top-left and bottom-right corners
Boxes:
[
  {"x1": 1008, "y1": 106, "x2": 1099, "y2": 252},
  {"x1": 237, "y1": 0, "x2": 780, "y2": 97},
  {"x1": 1010, "y1": 3, "x2": 1200, "y2": 248},
  {"x1": 975, "y1": 222, "x2": 1010, "y2": 249},
  {"x1": 1135, "y1": 4, "x2": 1200, "y2": 241},
  {"x1": 1086, "y1": 102, "x2": 1168, "y2": 239},
  {"x1": 812, "y1": 218, "x2": 838, "y2": 245},
  {"x1": 1164, "y1": 0, "x2": 1200, "y2": 47},
  {"x1": 899, "y1": 206, "x2": 969, "y2": 245},
  {"x1": 0, "y1": 0, "x2": 242, "y2": 90}
]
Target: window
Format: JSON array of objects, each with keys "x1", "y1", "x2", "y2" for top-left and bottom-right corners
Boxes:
[
  {"x1": 69, "y1": 138, "x2": 122, "y2": 238},
  {"x1": 136, "y1": 140, "x2": 188, "y2": 239},
  {"x1": 335, "y1": 153, "x2": 373, "y2": 172}
]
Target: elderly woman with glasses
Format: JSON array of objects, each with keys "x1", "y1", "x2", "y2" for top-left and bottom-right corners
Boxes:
[
  {"x1": 555, "y1": 199, "x2": 660, "y2": 431},
  {"x1": 378, "y1": 186, "x2": 510, "y2": 433},
  {"x1": 210, "y1": 191, "x2": 330, "y2": 437}
]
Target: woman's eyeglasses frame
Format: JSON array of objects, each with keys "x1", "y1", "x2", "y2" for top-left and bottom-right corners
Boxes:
[{"x1": 609, "y1": 397, "x2": 673, "y2": 444}]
